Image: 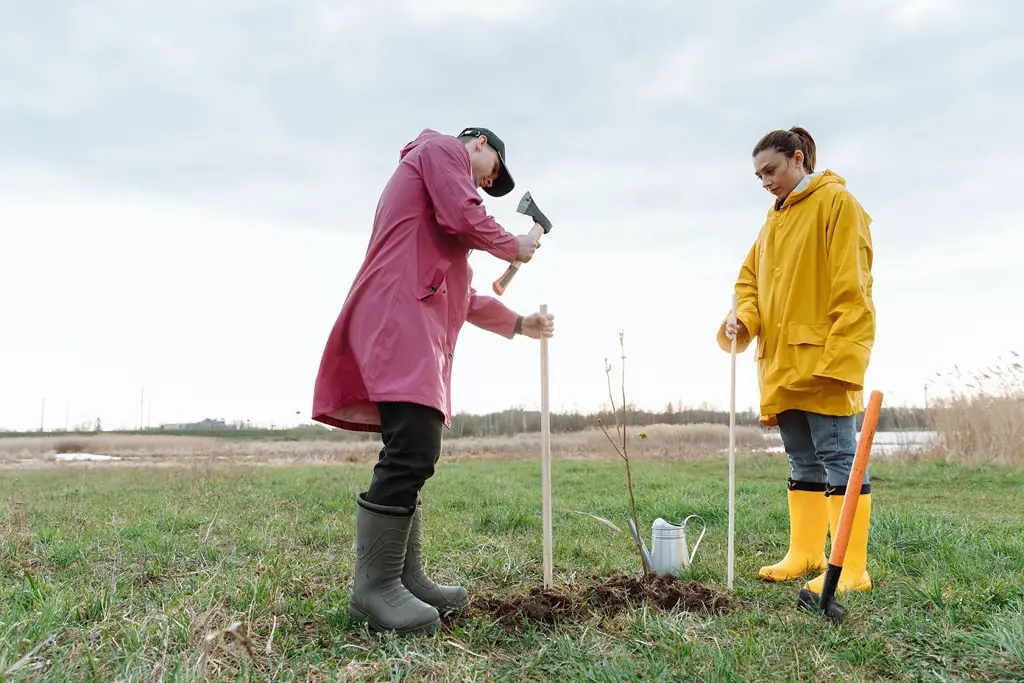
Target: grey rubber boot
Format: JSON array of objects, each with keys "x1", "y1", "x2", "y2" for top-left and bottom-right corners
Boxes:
[
  {"x1": 402, "y1": 504, "x2": 469, "y2": 615},
  {"x1": 348, "y1": 494, "x2": 441, "y2": 636}
]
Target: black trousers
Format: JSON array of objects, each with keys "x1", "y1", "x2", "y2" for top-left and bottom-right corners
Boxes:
[{"x1": 364, "y1": 402, "x2": 443, "y2": 510}]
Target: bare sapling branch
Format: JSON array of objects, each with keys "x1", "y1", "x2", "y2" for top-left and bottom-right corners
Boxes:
[
  {"x1": 597, "y1": 331, "x2": 649, "y2": 577},
  {"x1": 603, "y1": 358, "x2": 623, "y2": 448},
  {"x1": 600, "y1": 360, "x2": 626, "y2": 460},
  {"x1": 620, "y1": 331, "x2": 627, "y2": 457}
]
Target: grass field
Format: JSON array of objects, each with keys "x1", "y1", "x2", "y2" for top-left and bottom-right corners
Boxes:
[{"x1": 2, "y1": 448, "x2": 1023, "y2": 681}]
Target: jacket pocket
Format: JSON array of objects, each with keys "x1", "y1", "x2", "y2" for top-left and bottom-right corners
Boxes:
[
  {"x1": 417, "y1": 258, "x2": 451, "y2": 301},
  {"x1": 786, "y1": 323, "x2": 829, "y2": 347},
  {"x1": 784, "y1": 323, "x2": 830, "y2": 390}
]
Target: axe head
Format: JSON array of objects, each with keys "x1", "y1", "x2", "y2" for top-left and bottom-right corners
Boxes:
[{"x1": 516, "y1": 191, "x2": 553, "y2": 233}]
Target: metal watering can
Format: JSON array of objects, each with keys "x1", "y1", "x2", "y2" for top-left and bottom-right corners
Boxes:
[{"x1": 627, "y1": 514, "x2": 707, "y2": 576}]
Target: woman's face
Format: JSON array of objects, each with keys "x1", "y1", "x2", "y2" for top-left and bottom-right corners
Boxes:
[{"x1": 753, "y1": 148, "x2": 806, "y2": 201}]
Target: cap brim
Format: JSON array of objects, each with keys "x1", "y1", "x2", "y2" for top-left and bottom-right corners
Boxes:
[{"x1": 484, "y1": 153, "x2": 514, "y2": 198}]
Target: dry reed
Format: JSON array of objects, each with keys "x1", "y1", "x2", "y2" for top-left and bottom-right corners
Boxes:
[{"x1": 925, "y1": 352, "x2": 1024, "y2": 465}]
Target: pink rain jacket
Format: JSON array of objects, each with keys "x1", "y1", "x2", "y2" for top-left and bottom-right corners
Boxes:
[{"x1": 311, "y1": 129, "x2": 523, "y2": 433}]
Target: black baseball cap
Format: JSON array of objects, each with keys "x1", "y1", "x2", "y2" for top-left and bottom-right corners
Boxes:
[{"x1": 458, "y1": 126, "x2": 515, "y2": 197}]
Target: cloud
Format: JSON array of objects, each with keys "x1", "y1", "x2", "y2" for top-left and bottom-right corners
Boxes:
[
  {"x1": 4, "y1": 0, "x2": 1019, "y2": 237},
  {"x1": 390, "y1": 0, "x2": 548, "y2": 24},
  {"x1": 1, "y1": 0, "x2": 1022, "y2": 429},
  {"x1": 839, "y1": 0, "x2": 970, "y2": 29}
]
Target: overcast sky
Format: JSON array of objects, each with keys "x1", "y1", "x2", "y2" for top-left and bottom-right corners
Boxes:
[{"x1": 2, "y1": 0, "x2": 1022, "y2": 431}]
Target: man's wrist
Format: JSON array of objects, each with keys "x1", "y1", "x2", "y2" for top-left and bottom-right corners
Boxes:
[{"x1": 514, "y1": 315, "x2": 523, "y2": 335}]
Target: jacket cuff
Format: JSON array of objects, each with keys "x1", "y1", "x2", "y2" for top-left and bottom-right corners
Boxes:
[
  {"x1": 813, "y1": 337, "x2": 871, "y2": 390},
  {"x1": 514, "y1": 315, "x2": 523, "y2": 335},
  {"x1": 497, "y1": 233, "x2": 521, "y2": 263},
  {"x1": 716, "y1": 311, "x2": 758, "y2": 353}
]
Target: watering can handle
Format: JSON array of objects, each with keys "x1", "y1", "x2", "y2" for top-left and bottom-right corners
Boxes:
[{"x1": 681, "y1": 514, "x2": 708, "y2": 565}]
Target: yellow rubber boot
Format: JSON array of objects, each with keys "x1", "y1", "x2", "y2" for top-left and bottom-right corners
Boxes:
[
  {"x1": 804, "y1": 486, "x2": 872, "y2": 595},
  {"x1": 759, "y1": 480, "x2": 830, "y2": 582}
]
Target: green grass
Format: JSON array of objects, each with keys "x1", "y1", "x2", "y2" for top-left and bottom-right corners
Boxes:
[{"x1": 2, "y1": 455, "x2": 1023, "y2": 681}]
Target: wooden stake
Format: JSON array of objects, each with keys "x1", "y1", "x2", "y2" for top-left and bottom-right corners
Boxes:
[
  {"x1": 540, "y1": 303, "x2": 553, "y2": 588},
  {"x1": 728, "y1": 293, "x2": 737, "y2": 589}
]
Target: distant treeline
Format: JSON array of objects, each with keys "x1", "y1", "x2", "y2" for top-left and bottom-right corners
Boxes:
[
  {"x1": 444, "y1": 404, "x2": 932, "y2": 437},
  {"x1": 0, "y1": 404, "x2": 932, "y2": 440}
]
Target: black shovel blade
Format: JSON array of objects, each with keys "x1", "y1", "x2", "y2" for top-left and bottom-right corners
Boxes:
[
  {"x1": 796, "y1": 563, "x2": 846, "y2": 623},
  {"x1": 797, "y1": 587, "x2": 846, "y2": 623}
]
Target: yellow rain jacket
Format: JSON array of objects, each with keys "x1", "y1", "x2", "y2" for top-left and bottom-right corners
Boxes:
[{"x1": 717, "y1": 170, "x2": 875, "y2": 426}]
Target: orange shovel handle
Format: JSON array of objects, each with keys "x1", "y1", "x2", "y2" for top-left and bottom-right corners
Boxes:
[{"x1": 828, "y1": 389, "x2": 883, "y2": 566}]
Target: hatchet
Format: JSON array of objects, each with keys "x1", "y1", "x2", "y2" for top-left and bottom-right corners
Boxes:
[{"x1": 492, "y1": 191, "x2": 553, "y2": 296}]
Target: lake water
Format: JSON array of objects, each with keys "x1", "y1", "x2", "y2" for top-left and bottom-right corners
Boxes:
[
  {"x1": 53, "y1": 452, "x2": 121, "y2": 462},
  {"x1": 760, "y1": 430, "x2": 937, "y2": 457}
]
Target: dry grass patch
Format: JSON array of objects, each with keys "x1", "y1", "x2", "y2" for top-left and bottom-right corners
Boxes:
[
  {"x1": 441, "y1": 423, "x2": 768, "y2": 461},
  {"x1": 1, "y1": 423, "x2": 771, "y2": 468},
  {"x1": 1, "y1": 494, "x2": 33, "y2": 554},
  {"x1": 0, "y1": 434, "x2": 221, "y2": 462}
]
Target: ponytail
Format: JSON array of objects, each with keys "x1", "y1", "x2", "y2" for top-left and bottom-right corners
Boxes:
[{"x1": 752, "y1": 126, "x2": 817, "y2": 172}]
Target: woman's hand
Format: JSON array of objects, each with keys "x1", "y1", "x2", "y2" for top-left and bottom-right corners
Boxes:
[{"x1": 725, "y1": 319, "x2": 747, "y2": 342}]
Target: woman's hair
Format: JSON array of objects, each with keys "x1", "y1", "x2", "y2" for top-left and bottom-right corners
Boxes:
[{"x1": 752, "y1": 127, "x2": 817, "y2": 173}]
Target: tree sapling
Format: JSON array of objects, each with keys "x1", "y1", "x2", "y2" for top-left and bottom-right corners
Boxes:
[{"x1": 597, "y1": 331, "x2": 651, "y2": 578}]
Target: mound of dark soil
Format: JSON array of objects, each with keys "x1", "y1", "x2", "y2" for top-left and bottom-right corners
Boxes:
[
  {"x1": 445, "y1": 572, "x2": 733, "y2": 631},
  {"x1": 469, "y1": 587, "x2": 586, "y2": 625},
  {"x1": 587, "y1": 572, "x2": 732, "y2": 614}
]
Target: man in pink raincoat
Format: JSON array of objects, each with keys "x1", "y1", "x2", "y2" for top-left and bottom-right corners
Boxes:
[{"x1": 311, "y1": 126, "x2": 555, "y2": 636}]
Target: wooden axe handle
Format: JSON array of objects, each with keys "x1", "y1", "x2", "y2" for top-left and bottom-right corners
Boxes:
[{"x1": 492, "y1": 222, "x2": 545, "y2": 296}]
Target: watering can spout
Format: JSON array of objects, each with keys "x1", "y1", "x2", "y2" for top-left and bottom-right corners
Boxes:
[{"x1": 626, "y1": 518, "x2": 653, "y2": 568}]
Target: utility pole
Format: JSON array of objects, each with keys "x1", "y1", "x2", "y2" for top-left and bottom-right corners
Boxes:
[{"x1": 40, "y1": 397, "x2": 45, "y2": 432}]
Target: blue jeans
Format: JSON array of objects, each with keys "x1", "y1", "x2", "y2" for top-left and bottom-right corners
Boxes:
[{"x1": 776, "y1": 409, "x2": 869, "y2": 489}]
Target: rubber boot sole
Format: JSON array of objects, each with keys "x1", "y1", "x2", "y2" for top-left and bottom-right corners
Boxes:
[{"x1": 349, "y1": 605, "x2": 441, "y2": 637}]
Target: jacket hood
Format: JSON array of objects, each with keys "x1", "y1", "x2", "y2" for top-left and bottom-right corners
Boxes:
[
  {"x1": 400, "y1": 128, "x2": 445, "y2": 160},
  {"x1": 778, "y1": 169, "x2": 845, "y2": 209}
]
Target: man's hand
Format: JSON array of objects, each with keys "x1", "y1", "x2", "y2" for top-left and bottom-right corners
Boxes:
[
  {"x1": 725, "y1": 319, "x2": 748, "y2": 343},
  {"x1": 520, "y1": 311, "x2": 554, "y2": 339},
  {"x1": 516, "y1": 234, "x2": 540, "y2": 263}
]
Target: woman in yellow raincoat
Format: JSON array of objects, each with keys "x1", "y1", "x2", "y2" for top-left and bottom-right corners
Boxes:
[{"x1": 718, "y1": 126, "x2": 876, "y2": 596}]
